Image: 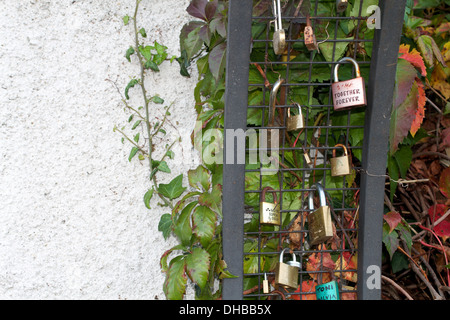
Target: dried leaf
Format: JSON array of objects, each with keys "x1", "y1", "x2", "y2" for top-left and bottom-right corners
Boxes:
[
  {"x1": 334, "y1": 252, "x2": 358, "y2": 282},
  {"x1": 439, "y1": 167, "x2": 450, "y2": 198}
]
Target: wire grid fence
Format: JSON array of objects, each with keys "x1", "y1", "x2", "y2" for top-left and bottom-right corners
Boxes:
[{"x1": 242, "y1": 0, "x2": 374, "y2": 300}]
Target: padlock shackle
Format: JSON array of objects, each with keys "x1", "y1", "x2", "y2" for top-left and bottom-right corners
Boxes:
[
  {"x1": 261, "y1": 186, "x2": 279, "y2": 204},
  {"x1": 279, "y1": 248, "x2": 297, "y2": 263},
  {"x1": 308, "y1": 183, "x2": 327, "y2": 210},
  {"x1": 333, "y1": 57, "x2": 361, "y2": 83},
  {"x1": 332, "y1": 143, "x2": 348, "y2": 158},
  {"x1": 287, "y1": 103, "x2": 302, "y2": 118},
  {"x1": 268, "y1": 78, "x2": 284, "y2": 126},
  {"x1": 272, "y1": 0, "x2": 282, "y2": 31}
]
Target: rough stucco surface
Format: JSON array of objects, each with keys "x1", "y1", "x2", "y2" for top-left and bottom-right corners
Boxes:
[{"x1": 0, "y1": 0, "x2": 200, "y2": 299}]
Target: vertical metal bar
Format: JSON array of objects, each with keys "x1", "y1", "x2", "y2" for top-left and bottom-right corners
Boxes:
[
  {"x1": 222, "y1": 0, "x2": 253, "y2": 300},
  {"x1": 358, "y1": 0, "x2": 407, "y2": 300}
]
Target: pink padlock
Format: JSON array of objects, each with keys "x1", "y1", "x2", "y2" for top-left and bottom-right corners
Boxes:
[{"x1": 331, "y1": 57, "x2": 366, "y2": 111}]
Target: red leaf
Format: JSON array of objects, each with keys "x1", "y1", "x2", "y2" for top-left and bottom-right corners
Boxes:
[
  {"x1": 186, "y1": 0, "x2": 209, "y2": 21},
  {"x1": 428, "y1": 204, "x2": 450, "y2": 238},
  {"x1": 293, "y1": 280, "x2": 317, "y2": 300},
  {"x1": 410, "y1": 79, "x2": 426, "y2": 137},
  {"x1": 384, "y1": 211, "x2": 402, "y2": 233},
  {"x1": 399, "y1": 44, "x2": 427, "y2": 77},
  {"x1": 439, "y1": 167, "x2": 450, "y2": 198}
]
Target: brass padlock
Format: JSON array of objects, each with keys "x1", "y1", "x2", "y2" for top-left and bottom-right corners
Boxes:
[
  {"x1": 260, "y1": 186, "x2": 281, "y2": 225},
  {"x1": 274, "y1": 248, "x2": 300, "y2": 290},
  {"x1": 286, "y1": 103, "x2": 304, "y2": 132},
  {"x1": 263, "y1": 273, "x2": 269, "y2": 294},
  {"x1": 307, "y1": 183, "x2": 333, "y2": 246},
  {"x1": 303, "y1": 147, "x2": 312, "y2": 166},
  {"x1": 330, "y1": 144, "x2": 352, "y2": 177},
  {"x1": 304, "y1": 15, "x2": 318, "y2": 51},
  {"x1": 272, "y1": 0, "x2": 286, "y2": 55},
  {"x1": 331, "y1": 57, "x2": 367, "y2": 111},
  {"x1": 336, "y1": 0, "x2": 349, "y2": 13},
  {"x1": 266, "y1": 78, "x2": 284, "y2": 148}
]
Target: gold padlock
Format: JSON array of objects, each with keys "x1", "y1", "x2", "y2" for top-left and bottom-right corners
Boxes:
[
  {"x1": 272, "y1": 0, "x2": 286, "y2": 55},
  {"x1": 304, "y1": 15, "x2": 318, "y2": 51},
  {"x1": 286, "y1": 103, "x2": 304, "y2": 132},
  {"x1": 307, "y1": 183, "x2": 333, "y2": 246},
  {"x1": 274, "y1": 248, "x2": 300, "y2": 290},
  {"x1": 263, "y1": 273, "x2": 270, "y2": 294},
  {"x1": 260, "y1": 186, "x2": 281, "y2": 225},
  {"x1": 330, "y1": 144, "x2": 352, "y2": 177},
  {"x1": 266, "y1": 78, "x2": 284, "y2": 148}
]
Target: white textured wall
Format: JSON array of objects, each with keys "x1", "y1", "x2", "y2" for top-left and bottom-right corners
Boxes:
[{"x1": 0, "y1": 0, "x2": 199, "y2": 299}]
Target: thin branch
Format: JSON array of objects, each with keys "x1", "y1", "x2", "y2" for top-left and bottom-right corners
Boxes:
[{"x1": 381, "y1": 275, "x2": 414, "y2": 300}]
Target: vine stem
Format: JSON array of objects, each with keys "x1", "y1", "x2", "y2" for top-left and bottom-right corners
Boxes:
[{"x1": 132, "y1": 0, "x2": 173, "y2": 210}]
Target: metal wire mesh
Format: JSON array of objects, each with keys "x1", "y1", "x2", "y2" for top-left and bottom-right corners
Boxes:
[{"x1": 242, "y1": 0, "x2": 375, "y2": 300}]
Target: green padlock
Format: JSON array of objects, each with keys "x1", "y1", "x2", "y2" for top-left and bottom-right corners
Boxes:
[{"x1": 315, "y1": 273, "x2": 339, "y2": 300}]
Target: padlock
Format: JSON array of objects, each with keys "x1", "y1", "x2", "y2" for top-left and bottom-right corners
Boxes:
[
  {"x1": 307, "y1": 183, "x2": 333, "y2": 246},
  {"x1": 303, "y1": 147, "x2": 312, "y2": 166},
  {"x1": 274, "y1": 248, "x2": 301, "y2": 290},
  {"x1": 330, "y1": 144, "x2": 352, "y2": 177},
  {"x1": 331, "y1": 57, "x2": 367, "y2": 111},
  {"x1": 272, "y1": 0, "x2": 286, "y2": 55},
  {"x1": 316, "y1": 273, "x2": 340, "y2": 300},
  {"x1": 286, "y1": 103, "x2": 304, "y2": 131},
  {"x1": 304, "y1": 15, "x2": 318, "y2": 51},
  {"x1": 266, "y1": 78, "x2": 284, "y2": 148},
  {"x1": 263, "y1": 273, "x2": 269, "y2": 294},
  {"x1": 336, "y1": 0, "x2": 349, "y2": 13},
  {"x1": 259, "y1": 186, "x2": 281, "y2": 225}
]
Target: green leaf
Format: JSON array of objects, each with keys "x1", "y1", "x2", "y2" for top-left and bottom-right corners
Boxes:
[
  {"x1": 382, "y1": 223, "x2": 399, "y2": 259},
  {"x1": 125, "y1": 79, "x2": 139, "y2": 100},
  {"x1": 396, "y1": 221, "x2": 412, "y2": 252},
  {"x1": 188, "y1": 165, "x2": 211, "y2": 191},
  {"x1": 192, "y1": 205, "x2": 217, "y2": 248},
  {"x1": 198, "y1": 184, "x2": 222, "y2": 217},
  {"x1": 174, "y1": 201, "x2": 196, "y2": 246},
  {"x1": 125, "y1": 46, "x2": 135, "y2": 62},
  {"x1": 139, "y1": 45, "x2": 153, "y2": 61},
  {"x1": 185, "y1": 247, "x2": 210, "y2": 289},
  {"x1": 132, "y1": 120, "x2": 141, "y2": 130},
  {"x1": 163, "y1": 256, "x2": 187, "y2": 300},
  {"x1": 128, "y1": 147, "x2": 139, "y2": 162},
  {"x1": 393, "y1": 145, "x2": 413, "y2": 179},
  {"x1": 391, "y1": 251, "x2": 409, "y2": 273},
  {"x1": 123, "y1": 15, "x2": 130, "y2": 26},
  {"x1": 158, "y1": 213, "x2": 172, "y2": 240},
  {"x1": 144, "y1": 189, "x2": 154, "y2": 209},
  {"x1": 151, "y1": 96, "x2": 165, "y2": 104},
  {"x1": 144, "y1": 60, "x2": 160, "y2": 71},
  {"x1": 139, "y1": 27, "x2": 147, "y2": 38},
  {"x1": 158, "y1": 174, "x2": 187, "y2": 200},
  {"x1": 133, "y1": 133, "x2": 140, "y2": 143},
  {"x1": 166, "y1": 150, "x2": 175, "y2": 159}
]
